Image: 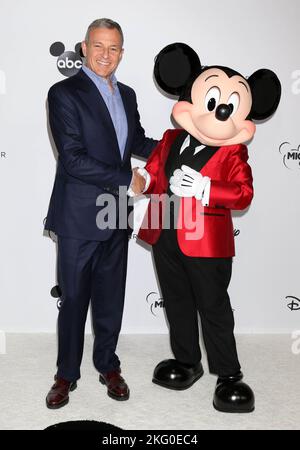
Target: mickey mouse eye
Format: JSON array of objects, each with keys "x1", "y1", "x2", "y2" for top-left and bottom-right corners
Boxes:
[
  {"x1": 227, "y1": 92, "x2": 240, "y2": 115},
  {"x1": 205, "y1": 87, "x2": 221, "y2": 112}
]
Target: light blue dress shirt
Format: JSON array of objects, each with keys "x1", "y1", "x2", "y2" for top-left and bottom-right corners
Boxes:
[{"x1": 82, "y1": 65, "x2": 128, "y2": 158}]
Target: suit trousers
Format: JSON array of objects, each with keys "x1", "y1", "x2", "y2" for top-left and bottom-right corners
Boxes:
[
  {"x1": 152, "y1": 228, "x2": 241, "y2": 376},
  {"x1": 56, "y1": 230, "x2": 128, "y2": 382}
]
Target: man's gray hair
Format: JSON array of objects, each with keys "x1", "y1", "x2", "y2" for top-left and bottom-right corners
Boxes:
[{"x1": 85, "y1": 18, "x2": 124, "y2": 46}]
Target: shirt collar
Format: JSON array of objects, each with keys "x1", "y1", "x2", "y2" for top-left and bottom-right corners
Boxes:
[
  {"x1": 82, "y1": 65, "x2": 118, "y2": 88},
  {"x1": 180, "y1": 134, "x2": 205, "y2": 154}
]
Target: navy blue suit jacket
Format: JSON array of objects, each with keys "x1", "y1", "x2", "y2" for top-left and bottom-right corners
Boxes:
[{"x1": 45, "y1": 69, "x2": 157, "y2": 240}]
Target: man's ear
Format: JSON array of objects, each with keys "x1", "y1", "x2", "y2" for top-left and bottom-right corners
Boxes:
[
  {"x1": 248, "y1": 69, "x2": 281, "y2": 120},
  {"x1": 119, "y1": 48, "x2": 124, "y2": 62},
  {"x1": 81, "y1": 41, "x2": 87, "y2": 58}
]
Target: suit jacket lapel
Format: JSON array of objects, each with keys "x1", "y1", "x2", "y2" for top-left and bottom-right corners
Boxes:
[{"x1": 74, "y1": 69, "x2": 121, "y2": 158}]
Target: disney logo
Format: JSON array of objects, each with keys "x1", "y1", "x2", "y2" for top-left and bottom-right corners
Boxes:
[
  {"x1": 146, "y1": 292, "x2": 164, "y2": 316},
  {"x1": 279, "y1": 142, "x2": 300, "y2": 170},
  {"x1": 285, "y1": 296, "x2": 300, "y2": 311}
]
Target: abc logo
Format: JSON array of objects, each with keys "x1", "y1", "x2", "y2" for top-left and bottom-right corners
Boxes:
[{"x1": 50, "y1": 42, "x2": 83, "y2": 77}]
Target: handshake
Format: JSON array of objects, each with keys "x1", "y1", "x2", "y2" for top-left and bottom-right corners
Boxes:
[
  {"x1": 128, "y1": 167, "x2": 150, "y2": 196},
  {"x1": 128, "y1": 165, "x2": 210, "y2": 203}
]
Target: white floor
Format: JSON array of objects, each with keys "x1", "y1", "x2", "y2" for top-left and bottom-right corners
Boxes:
[{"x1": 0, "y1": 334, "x2": 299, "y2": 430}]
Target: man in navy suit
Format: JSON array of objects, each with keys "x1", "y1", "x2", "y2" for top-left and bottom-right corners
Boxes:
[{"x1": 45, "y1": 18, "x2": 157, "y2": 408}]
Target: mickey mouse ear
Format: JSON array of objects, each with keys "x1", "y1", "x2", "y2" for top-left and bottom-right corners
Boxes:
[
  {"x1": 248, "y1": 69, "x2": 281, "y2": 120},
  {"x1": 154, "y1": 43, "x2": 201, "y2": 96},
  {"x1": 50, "y1": 41, "x2": 65, "y2": 57},
  {"x1": 75, "y1": 42, "x2": 83, "y2": 57}
]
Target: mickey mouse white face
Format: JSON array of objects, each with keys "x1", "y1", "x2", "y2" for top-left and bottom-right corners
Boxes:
[{"x1": 172, "y1": 68, "x2": 256, "y2": 147}]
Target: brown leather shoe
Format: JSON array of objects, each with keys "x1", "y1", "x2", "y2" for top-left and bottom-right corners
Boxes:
[
  {"x1": 99, "y1": 368, "x2": 130, "y2": 401},
  {"x1": 46, "y1": 376, "x2": 77, "y2": 409}
]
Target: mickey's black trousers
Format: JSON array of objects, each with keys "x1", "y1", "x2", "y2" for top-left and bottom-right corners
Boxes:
[{"x1": 152, "y1": 228, "x2": 241, "y2": 376}]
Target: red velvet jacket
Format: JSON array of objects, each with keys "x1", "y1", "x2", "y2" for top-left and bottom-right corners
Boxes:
[{"x1": 138, "y1": 129, "x2": 253, "y2": 257}]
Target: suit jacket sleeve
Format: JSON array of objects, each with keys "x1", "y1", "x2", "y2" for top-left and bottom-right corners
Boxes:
[
  {"x1": 48, "y1": 85, "x2": 131, "y2": 190},
  {"x1": 209, "y1": 144, "x2": 254, "y2": 210},
  {"x1": 130, "y1": 91, "x2": 158, "y2": 159}
]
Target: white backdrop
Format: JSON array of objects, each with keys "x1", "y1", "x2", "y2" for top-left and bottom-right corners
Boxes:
[{"x1": 0, "y1": 0, "x2": 300, "y2": 333}]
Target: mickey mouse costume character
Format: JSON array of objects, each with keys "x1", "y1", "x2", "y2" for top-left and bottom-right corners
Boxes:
[{"x1": 136, "y1": 43, "x2": 281, "y2": 413}]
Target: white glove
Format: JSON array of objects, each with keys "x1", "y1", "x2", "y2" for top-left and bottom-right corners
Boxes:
[{"x1": 170, "y1": 165, "x2": 210, "y2": 200}]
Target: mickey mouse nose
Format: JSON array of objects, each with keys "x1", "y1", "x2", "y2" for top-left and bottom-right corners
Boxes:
[{"x1": 215, "y1": 104, "x2": 231, "y2": 121}]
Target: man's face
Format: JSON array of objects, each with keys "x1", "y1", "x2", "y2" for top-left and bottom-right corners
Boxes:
[{"x1": 81, "y1": 27, "x2": 123, "y2": 79}]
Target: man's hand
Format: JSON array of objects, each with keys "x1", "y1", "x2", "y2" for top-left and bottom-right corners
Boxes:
[{"x1": 131, "y1": 167, "x2": 146, "y2": 195}]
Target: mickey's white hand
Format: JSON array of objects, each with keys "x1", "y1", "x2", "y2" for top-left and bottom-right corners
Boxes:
[
  {"x1": 170, "y1": 168, "x2": 186, "y2": 186},
  {"x1": 170, "y1": 165, "x2": 210, "y2": 200}
]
